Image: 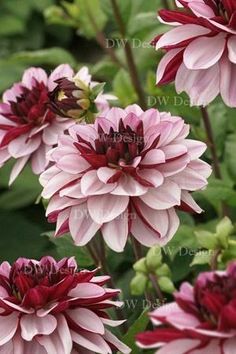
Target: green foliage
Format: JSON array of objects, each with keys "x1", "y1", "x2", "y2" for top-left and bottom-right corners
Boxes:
[{"x1": 122, "y1": 310, "x2": 149, "y2": 353}]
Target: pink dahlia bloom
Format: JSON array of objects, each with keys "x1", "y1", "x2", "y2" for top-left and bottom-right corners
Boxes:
[
  {"x1": 136, "y1": 262, "x2": 236, "y2": 353},
  {"x1": 40, "y1": 104, "x2": 211, "y2": 252},
  {"x1": 154, "y1": 0, "x2": 236, "y2": 107},
  {"x1": 0, "y1": 256, "x2": 130, "y2": 353},
  {"x1": 0, "y1": 64, "x2": 75, "y2": 185}
]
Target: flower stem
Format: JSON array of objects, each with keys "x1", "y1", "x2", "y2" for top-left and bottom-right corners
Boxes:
[
  {"x1": 86, "y1": 9, "x2": 125, "y2": 69},
  {"x1": 110, "y1": 0, "x2": 147, "y2": 110},
  {"x1": 162, "y1": 0, "x2": 170, "y2": 9},
  {"x1": 200, "y1": 106, "x2": 229, "y2": 217},
  {"x1": 210, "y1": 249, "x2": 221, "y2": 271},
  {"x1": 200, "y1": 106, "x2": 222, "y2": 179}
]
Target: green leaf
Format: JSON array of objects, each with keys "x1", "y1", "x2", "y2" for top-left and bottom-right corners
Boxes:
[
  {"x1": 0, "y1": 161, "x2": 41, "y2": 210},
  {"x1": 128, "y1": 12, "x2": 158, "y2": 36},
  {"x1": 75, "y1": 0, "x2": 107, "y2": 38},
  {"x1": 195, "y1": 230, "x2": 219, "y2": 250},
  {"x1": 113, "y1": 69, "x2": 137, "y2": 106},
  {"x1": 163, "y1": 225, "x2": 198, "y2": 261},
  {"x1": 122, "y1": 310, "x2": 149, "y2": 353},
  {"x1": 0, "y1": 16, "x2": 25, "y2": 36},
  {"x1": 43, "y1": 232, "x2": 93, "y2": 267},
  {"x1": 190, "y1": 251, "x2": 212, "y2": 267},
  {"x1": 198, "y1": 178, "x2": 236, "y2": 208},
  {"x1": 10, "y1": 47, "x2": 76, "y2": 67}
]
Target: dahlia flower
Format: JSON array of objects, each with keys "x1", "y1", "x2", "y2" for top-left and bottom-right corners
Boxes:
[
  {"x1": 49, "y1": 66, "x2": 117, "y2": 120},
  {"x1": 40, "y1": 104, "x2": 211, "y2": 252},
  {"x1": 0, "y1": 256, "x2": 130, "y2": 354},
  {"x1": 137, "y1": 262, "x2": 236, "y2": 353},
  {"x1": 0, "y1": 65, "x2": 74, "y2": 185},
  {"x1": 154, "y1": 0, "x2": 236, "y2": 107}
]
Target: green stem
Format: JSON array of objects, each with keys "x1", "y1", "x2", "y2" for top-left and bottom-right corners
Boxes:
[
  {"x1": 110, "y1": 0, "x2": 147, "y2": 110},
  {"x1": 200, "y1": 106, "x2": 229, "y2": 217}
]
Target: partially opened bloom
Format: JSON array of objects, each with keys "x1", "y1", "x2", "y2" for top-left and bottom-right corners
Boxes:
[
  {"x1": 0, "y1": 256, "x2": 130, "y2": 354},
  {"x1": 40, "y1": 104, "x2": 211, "y2": 252},
  {"x1": 0, "y1": 65, "x2": 74, "y2": 184},
  {"x1": 49, "y1": 66, "x2": 117, "y2": 120},
  {"x1": 154, "y1": 0, "x2": 236, "y2": 107},
  {"x1": 136, "y1": 262, "x2": 236, "y2": 353}
]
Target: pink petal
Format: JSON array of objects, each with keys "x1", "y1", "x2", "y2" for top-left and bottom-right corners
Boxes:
[
  {"x1": 69, "y1": 283, "x2": 105, "y2": 298},
  {"x1": 39, "y1": 165, "x2": 61, "y2": 187},
  {"x1": 0, "y1": 261, "x2": 11, "y2": 277},
  {"x1": 183, "y1": 139, "x2": 206, "y2": 160},
  {"x1": 55, "y1": 208, "x2": 70, "y2": 236},
  {"x1": 136, "y1": 169, "x2": 164, "y2": 188},
  {"x1": 184, "y1": 33, "x2": 226, "y2": 70},
  {"x1": 0, "y1": 312, "x2": 19, "y2": 345},
  {"x1": 69, "y1": 204, "x2": 101, "y2": 246},
  {"x1": 228, "y1": 36, "x2": 236, "y2": 64},
  {"x1": 161, "y1": 144, "x2": 187, "y2": 160},
  {"x1": 188, "y1": 2, "x2": 216, "y2": 18},
  {"x1": 70, "y1": 124, "x2": 98, "y2": 144},
  {"x1": 104, "y1": 329, "x2": 131, "y2": 354},
  {"x1": 71, "y1": 331, "x2": 111, "y2": 354},
  {"x1": 48, "y1": 64, "x2": 74, "y2": 91},
  {"x1": 81, "y1": 170, "x2": 116, "y2": 196},
  {"x1": 125, "y1": 104, "x2": 143, "y2": 116},
  {"x1": 141, "y1": 149, "x2": 165, "y2": 166},
  {"x1": 0, "y1": 341, "x2": 14, "y2": 354},
  {"x1": 181, "y1": 190, "x2": 203, "y2": 213},
  {"x1": 171, "y1": 166, "x2": 208, "y2": 191},
  {"x1": 156, "y1": 48, "x2": 183, "y2": 84},
  {"x1": 157, "y1": 339, "x2": 200, "y2": 354},
  {"x1": 8, "y1": 134, "x2": 41, "y2": 158},
  {"x1": 58, "y1": 154, "x2": 90, "y2": 174},
  {"x1": 9, "y1": 155, "x2": 29, "y2": 185},
  {"x1": 191, "y1": 339, "x2": 222, "y2": 354},
  {"x1": 141, "y1": 109, "x2": 161, "y2": 131},
  {"x1": 59, "y1": 183, "x2": 85, "y2": 199},
  {"x1": 156, "y1": 24, "x2": 210, "y2": 49},
  {"x1": 20, "y1": 314, "x2": 57, "y2": 341},
  {"x1": 22, "y1": 67, "x2": 48, "y2": 89},
  {"x1": 102, "y1": 211, "x2": 128, "y2": 252},
  {"x1": 37, "y1": 314, "x2": 72, "y2": 354},
  {"x1": 220, "y1": 55, "x2": 236, "y2": 107},
  {"x1": 46, "y1": 195, "x2": 81, "y2": 216},
  {"x1": 2, "y1": 83, "x2": 23, "y2": 103},
  {"x1": 31, "y1": 144, "x2": 50, "y2": 175},
  {"x1": 140, "y1": 180, "x2": 181, "y2": 210},
  {"x1": 111, "y1": 174, "x2": 148, "y2": 196},
  {"x1": 88, "y1": 194, "x2": 129, "y2": 223},
  {"x1": 97, "y1": 167, "x2": 121, "y2": 183},
  {"x1": 66, "y1": 308, "x2": 104, "y2": 334},
  {"x1": 223, "y1": 337, "x2": 236, "y2": 354},
  {"x1": 176, "y1": 63, "x2": 220, "y2": 106},
  {"x1": 41, "y1": 171, "x2": 79, "y2": 199}
]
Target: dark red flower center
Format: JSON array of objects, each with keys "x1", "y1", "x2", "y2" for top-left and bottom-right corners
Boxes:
[
  {"x1": 4, "y1": 80, "x2": 55, "y2": 126},
  {"x1": 9, "y1": 260, "x2": 77, "y2": 302},
  {"x1": 75, "y1": 119, "x2": 146, "y2": 171},
  {"x1": 194, "y1": 273, "x2": 236, "y2": 327}
]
